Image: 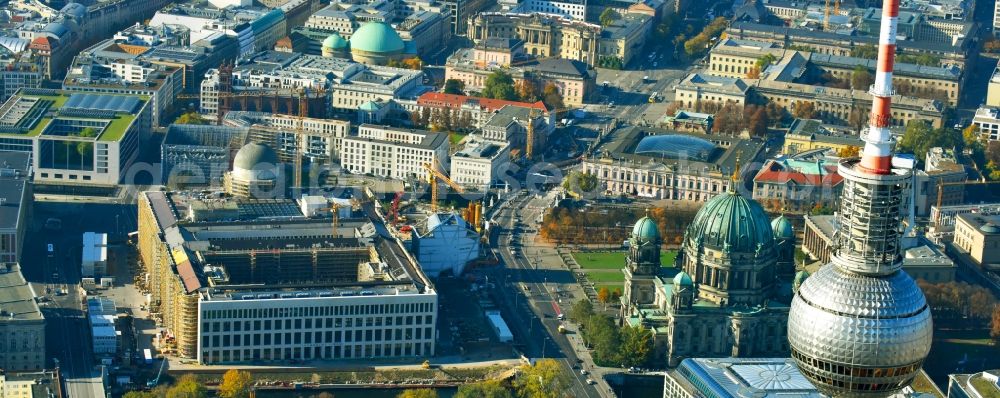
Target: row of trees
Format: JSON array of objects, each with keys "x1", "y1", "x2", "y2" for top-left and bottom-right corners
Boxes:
[
  {"x1": 410, "y1": 106, "x2": 476, "y2": 133},
  {"x1": 387, "y1": 57, "x2": 423, "y2": 70},
  {"x1": 126, "y1": 364, "x2": 569, "y2": 398},
  {"x1": 569, "y1": 300, "x2": 654, "y2": 368},
  {"x1": 918, "y1": 280, "x2": 997, "y2": 326},
  {"x1": 124, "y1": 370, "x2": 253, "y2": 398},
  {"x1": 683, "y1": 17, "x2": 728, "y2": 57},
  {"x1": 851, "y1": 44, "x2": 940, "y2": 66},
  {"x1": 538, "y1": 206, "x2": 697, "y2": 244}
]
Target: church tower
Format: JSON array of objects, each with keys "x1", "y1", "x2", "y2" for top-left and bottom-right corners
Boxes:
[{"x1": 621, "y1": 214, "x2": 661, "y2": 319}]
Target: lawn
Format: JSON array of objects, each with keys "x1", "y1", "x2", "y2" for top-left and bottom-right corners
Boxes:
[
  {"x1": 98, "y1": 113, "x2": 136, "y2": 141},
  {"x1": 583, "y1": 270, "x2": 625, "y2": 283},
  {"x1": 572, "y1": 250, "x2": 678, "y2": 270},
  {"x1": 449, "y1": 132, "x2": 467, "y2": 146}
]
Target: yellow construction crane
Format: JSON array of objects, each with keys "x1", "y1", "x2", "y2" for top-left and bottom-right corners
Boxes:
[
  {"x1": 824, "y1": 0, "x2": 831, "y2": 30},
  {"x1": 294, "y1": 88, "x2": 308, "y2": 190},
  {"x1": 422, "y1": 162, "x2": 464, "y2": 212}
]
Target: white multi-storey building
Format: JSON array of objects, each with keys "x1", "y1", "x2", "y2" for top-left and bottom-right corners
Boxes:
[
  {"x1": 512, "y1": 0, "x2": 587, "y2": 20},
  {"x1": 974, "y1": 106, "x2": 1000, "y2": 141},
  {"x1": 224, "y1": 111, "x2": 351, "y2": 161},
  {"x1": 197, "y1": 286, "x2": 436, "y2": 363},
  {"x1": 449, "y1": 138, "x2": 510, "y2": 189},
  {"x1": 340, "y1": 125, "x2": 449, "y2": 180}
]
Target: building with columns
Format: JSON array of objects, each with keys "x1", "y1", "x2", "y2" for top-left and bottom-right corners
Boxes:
[{"x1": 620, "y1": 191, "x2": 795, "y2": 366}]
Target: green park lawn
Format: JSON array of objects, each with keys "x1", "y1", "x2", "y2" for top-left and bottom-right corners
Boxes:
[
  {"x1": 583, "y1": 270, "x2": 625, "y2": 283},
  {"x1": 572, "y1": 250, "x2": 678, "y2": 270}
]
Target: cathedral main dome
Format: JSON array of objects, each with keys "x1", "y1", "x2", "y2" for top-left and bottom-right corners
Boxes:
[{"x1": 684, "y1": 191, "x2": 775, "y2": 253}]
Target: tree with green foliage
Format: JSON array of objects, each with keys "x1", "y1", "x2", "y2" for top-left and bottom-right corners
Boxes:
[
  {"x1": 175, "y1": 111, "x2": 208, "y2": 125},
  {"x1": 562, "y1": 171, "x2": 597, "y2": 196},
  {"x1": 513, "y1": 359, "x2": 571, "y2": 398},
  {"x1": 599, "y1": 9, "x2": 620, "y2": 26},
  {"x1": 455, "y1": 380, "x2": 512, "y2": 398},
  {"x1": 851, "y1": 65, "x2": 874, "y2": 91},
  {"x1": 583, "y1": 314, "x2": 621, "y2": 366},
  {"x1": 396, "y1": 389, "x2": 438, "y2": 398},
  {"x1": 598, "y1": 56, "x2": 624, "y2": 70},
  {"x1": 542, "y1": 82, "x2": 564, "y2": 112},
  {"x1": 619, "y1": 325, "x2": 653, "y2": 368},
  {"x1": 755, "y1": 54, "x2": 776, "y2": 70},
  {"x1": 444, "y1": 79, "x2": 465, "y2": 95},
  {"x1": 897, "y1": 120, "x2": 960, "y2": 160},
  {"x1": 123, "y1": 392, "x2": 160, "y2": 398},
  {"x1": 166, "y1": 375, "x2": 208, "y2": 398},
  {"x1": 683, "y1": 17, "x2": 728, "y2": 56},
  {"x1": 569, "y1": 298, "x2": 594, "y2": 323},
  {"x1": 898, "y1": 53, "x2": 940, "y2": 66},
  {"x1": 850, "y1": 44, "x2": 878, "y2": 59},
  {"x1": 482, "y1": 70, "x2": 517, "y2": 101},
  {"x1": 217, "y1": 369, "x2": 253, "y2": 398}
]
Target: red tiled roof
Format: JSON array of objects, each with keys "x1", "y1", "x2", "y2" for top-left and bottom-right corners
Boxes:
[
  {"x1": 753, "y1": 159, "x2": 844, "y2": 186},
  {"x1": 29, "y1": 36, "x2": 54, "y2": 50},
  {"x1": 417, "y1": 92, "x2": 548, "y2": 113}
]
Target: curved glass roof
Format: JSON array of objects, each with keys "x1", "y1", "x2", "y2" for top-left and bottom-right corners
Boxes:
[{"x1": 634, "y1": 134, "x2": 716, "y2": 161}]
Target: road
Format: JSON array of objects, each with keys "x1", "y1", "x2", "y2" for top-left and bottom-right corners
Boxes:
[
  {"x1": 591, "y1": 48, "x2": 694, "y2": 126},
  {"x1": 487, "y1": 190, "x2": 611, "y2": 398}
]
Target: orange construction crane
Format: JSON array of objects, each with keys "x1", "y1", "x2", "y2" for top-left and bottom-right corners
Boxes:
[{"x1": 422, "y1": 162, "x2": 464, "y2": 212}]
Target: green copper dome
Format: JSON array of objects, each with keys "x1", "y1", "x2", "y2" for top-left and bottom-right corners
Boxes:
[
  {"x1": 685, "y1": 192, "x2": 775, "y2": 253},
  {"x1": 632, "y1": 216, "x2": 660, "y2": 241},
  {"x1": 771, "y1": 215, "x2": 794, "y2": 240},
  {"x1": 323, "y1": 32, "x2": 348, "y2": 49},
  {"x1": 349, "y1": 22, "x2": 404, "y2": 54},
  {"x1": 673, "y1": 271, "x2": 694, "y2": 286}
]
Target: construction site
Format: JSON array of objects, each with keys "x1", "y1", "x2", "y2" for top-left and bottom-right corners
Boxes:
[{"x1": 136, "y1": 187, "x2": 438, "y2": 363}]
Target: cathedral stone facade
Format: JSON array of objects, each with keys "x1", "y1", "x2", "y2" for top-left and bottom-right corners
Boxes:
[{"x1": 621, "y1": 190, "x2": 797, "y2": 367}]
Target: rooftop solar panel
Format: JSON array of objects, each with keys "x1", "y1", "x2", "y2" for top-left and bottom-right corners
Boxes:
[{"x1": 64, "y1": 94, "x2": 141, "y2": 114}]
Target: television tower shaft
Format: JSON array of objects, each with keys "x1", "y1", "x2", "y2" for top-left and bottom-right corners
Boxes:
[{"x1": 860, "y1": 0, "x2": 899, "y2": 174}]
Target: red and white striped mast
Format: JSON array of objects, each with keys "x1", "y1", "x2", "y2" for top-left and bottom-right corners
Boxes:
[{"x1": 861, "y1": 0, "x2": 900, "y2": 174}]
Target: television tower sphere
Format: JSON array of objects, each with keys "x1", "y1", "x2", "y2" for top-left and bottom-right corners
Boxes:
[{"x1": 786, "y1": 0, "x2": 933, "y2": 394}]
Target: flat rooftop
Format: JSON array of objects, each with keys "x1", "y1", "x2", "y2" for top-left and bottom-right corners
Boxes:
[
  {"x1": 0, "y1": 152, "x2": 30, "y2": 231},
  {"x1": 0, "y1": 90, "x2": 145, "y2": 141},
  {"x1": 0, "y1": 264, "x2": 43, "y2": 322}
]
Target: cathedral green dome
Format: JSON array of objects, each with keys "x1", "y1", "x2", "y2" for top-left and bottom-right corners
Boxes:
[
  {"x1": 322, "y1": 32, "x2": 348, "y2": 49},
  {"x1": 673, "y1": 271, "x2": 694, "y2": 286},
  {"x1": 632, "y1": 216, "x2": 660, "y2": 241},
  {"x1": 349, "y1": 22, "x2": 404, "y2": 54},
  {"x1": 685, "y1": 192, "x2": 774, "y2": 252},
  {"x1": 771, "y1": 215, "x2": 794, "y2": 240}
]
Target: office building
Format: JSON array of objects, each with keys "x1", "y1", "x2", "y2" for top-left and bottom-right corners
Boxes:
[
  {"x1": 340, "y1": 125, "x2": 449, "y2": 181},
  {"x1": 0, "y1": 89, "x2": 150, "y2": 187},
  {"x1": 973, "y1": 107, "x2": 1000, "y2": 141},
  {"x1": 449, "y1": 137, "x2": 511, "y2": 189},
  {"x1": 0, "y1": 153, "x2": 31, "y2": 264},
  {"x1": 445, "y1": 50, "x2": 594, "y2": 106},
  {"x1": 137, "y1": 189, "x2": 437, "y2": 363},
  {"x1": 581, "y1": 126, "x2": 765, "y2": 201},
  {"x1": 401, "y1": 92, "x2": 551, "y2": 131},
  {"x1": 0, "y1": 264, "x2": 45, "y2": 371},
  {"x1": 224, "y1": 111, "x2": 351, "y2": 163}
]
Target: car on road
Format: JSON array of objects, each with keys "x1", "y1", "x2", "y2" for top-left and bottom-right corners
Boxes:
[
  {"x1": 580, "y1": 369, "x2": 589, "y2": 375},
  {"x1": 586, "y1": 378, "x2": 596, "y2": 385}
]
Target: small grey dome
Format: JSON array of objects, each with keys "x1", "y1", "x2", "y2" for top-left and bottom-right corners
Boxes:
[{"x1": 233, "y1": 143, "x2": 278, "y2": 171}]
